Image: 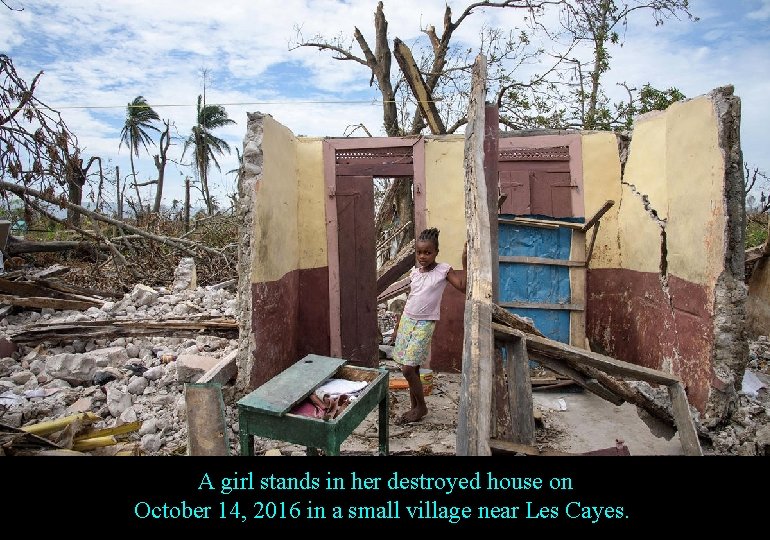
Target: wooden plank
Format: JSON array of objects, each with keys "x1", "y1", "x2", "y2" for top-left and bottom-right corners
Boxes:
[
  {"x1": 485, "y1": 103, "x2": 500, "y2": 303},
  {"x1": 491, "y1": 346, "x2": 512, "y2": 441},
  {"x1": 185, "y1": 383, "x2": 229, "y2": 456},
  {"x1": 457, "y1": 54, "x2": 493, "y2": 457},
  {"x1": 498, "y1": 217, "x2": 558, "y2": 230},
  {"x1": 197, "y1": 350, "x2": 238, "y2": 386},
  {"x1": 335, "y1": 163, "x2": 414, "y2": 176},
  {"x1": 506, "y1": 336, "x2": 536, "y2": 445},
  {"x1": 569, "y1": 229, "x2": 586, "y2": 347},
  {"x1": 580, "y1": 200, "x2": 615, "y2": 232},
  {"x1": 667, "y1": 381, "x2": 703, "y2": 456},
  {"x1": 499, "y1": 255, "x2": 584, "y2": 267},
  {"x1": 491, "y1": 303, "x2": 544, "y2": 336},
  {"x1": 527, "y1": 351, "x2": 625, "y2": 406},
  {"x1": 488, "y1": 438, "x2": 573, "y2": 456},
  {"x1": 491, "y1": 324, "x2": 680, "y2": 385},
  {"x1": 459, "y1": 299, "x2": 494, "y2": 456},
  {"x1": 0, "y1": 294, "x2": 99, "y2": 311},
  {"x1": 499, "y1": 216, "x2": 584, "y2": 230},
  {"x1": 376, "y1": 239, "x2": 415, "y2": 295},
  {"x1": 237, "y1": 355, "x2": 346, "y2": 416},
  {"x1": 499, "y1": 301, "x2": 584, "y2": 311}
]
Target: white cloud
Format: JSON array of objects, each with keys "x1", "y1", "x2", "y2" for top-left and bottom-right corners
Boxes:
[{"x1": 3, "y1": 0, "x2": 768, "y2": 208}]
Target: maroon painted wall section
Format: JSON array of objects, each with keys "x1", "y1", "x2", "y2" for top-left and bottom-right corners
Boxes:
[
  {"x1": 250, "y1": 274, "x2": 299, "y2": 389},
  {"x1": 430, "y1": 270, "x2": 467, "y2": 373},
  {"x1": 586, "y1": 268, "x2": 714, "y2": 411},
  {"x1": 298, "y1": 266, "x2": 330, "y2": 359},
  {"x1": 249, "y1": 267, "x2": 330, "y2": 390}
]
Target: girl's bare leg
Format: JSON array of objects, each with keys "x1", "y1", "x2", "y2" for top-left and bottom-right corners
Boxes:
[{"x1": 400, "y1": 364, "x2": 427, "y2": 423}]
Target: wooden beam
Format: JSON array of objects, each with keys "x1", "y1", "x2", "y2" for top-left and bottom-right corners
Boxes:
[
  {"x1": 569, "y1": 229, "x2": 587, "y2": 347},
  {"x1": 667, "y1": 381, "x2": 703, "y2": 456},
  {"x1": 484, "y1": 102, "x2": 500, "y2": 303},
  {"x1": 197, "y1": 350, "x2": 238, "y2": 386},
  {"x1": 376, "y1": 239, "x2": 415, "y2": 295},
  {"x1": 504, "y1": 336, "x2": 536, "y2": 445},
  {"x1": 527, "y1": 351, "x2": 625, "y2": 406},
  {"x1": 580, "y1": 200, "x2": 615, "y2": 232},
  {"x1": 499, "y1": 217, "x2": 584, "y2": 230},
  {"x1": 499, "y1": 301, "x2": 584, "y2": 311},
  {"x1": 0, "y1": 293, "x2": 99, "y2": 311},
  {"x1": 457, "y1": 54, "x2": 493, "y2": 457},
  {"x1": 491, "y1": 303, "x2": 544, "y2": 337},
  {"x1": 499, "y1": 255, "x2": 585, "y2": 267},
  {"x1": 521, "y1": 330, "x2": 681, "y2": 385}
]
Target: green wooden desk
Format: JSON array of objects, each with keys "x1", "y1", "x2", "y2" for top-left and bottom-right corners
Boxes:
[{"x1": 237, "y1": 354, "x2": 389, "y2": 456}]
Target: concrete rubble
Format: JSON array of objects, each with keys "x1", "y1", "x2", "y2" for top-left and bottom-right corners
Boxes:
[{"x1": 0, "y1": 262, "x2": 768, "y2": 456}]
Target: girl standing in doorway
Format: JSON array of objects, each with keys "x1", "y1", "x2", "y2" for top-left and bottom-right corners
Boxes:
[{"x1": 392, "y1": 228, "x2": 466, "y2": 424}]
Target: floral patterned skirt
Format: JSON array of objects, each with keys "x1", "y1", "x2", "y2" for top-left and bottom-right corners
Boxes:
[{"x1": 393, "y1": 315, "x2": 436, "y2": 367}]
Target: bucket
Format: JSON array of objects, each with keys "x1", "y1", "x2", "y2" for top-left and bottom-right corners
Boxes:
[{"x1": 419, "y1": 369, "x2": 434, "y2": 396}]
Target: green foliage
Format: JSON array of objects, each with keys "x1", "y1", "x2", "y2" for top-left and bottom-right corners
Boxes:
[
  {"x1": 747, "y1": 214, "x2": 768, "y2": 249},
  {"x1": 119, "y1": 96, "x2": 160, "y2": 157}
]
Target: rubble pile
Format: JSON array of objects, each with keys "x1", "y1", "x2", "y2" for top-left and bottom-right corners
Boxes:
[
  {"x1": 0, "y1": 261, "x2": 767, "y2": 456},
  {"x1": 706, "y1": 336, "x2": 770, "y2": 455},
  {"x1": 0, "y1": 278, "x2": 241, "y2": 456}
]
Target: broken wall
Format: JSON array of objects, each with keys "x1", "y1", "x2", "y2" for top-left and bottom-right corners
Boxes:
[
  {"x1": 584, "y1": 87, "x2": 747, "y2": 419},
  {"x1": 236, "y1": 113, "x2": 329, "y2": 392}
]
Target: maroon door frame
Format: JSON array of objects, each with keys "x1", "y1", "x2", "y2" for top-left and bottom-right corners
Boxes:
[{"x1": 323, "y1": 137, "x2": 427, "y2": 358}]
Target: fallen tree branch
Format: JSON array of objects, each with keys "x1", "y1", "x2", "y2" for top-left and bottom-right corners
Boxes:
[{"x1": 0, "y1": 180, "x2": 221, "y2": 257}]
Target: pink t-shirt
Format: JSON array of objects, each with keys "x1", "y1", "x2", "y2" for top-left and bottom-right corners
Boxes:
[{"x1": 403, "y1": 262, "x2": 451, "y2": 321}]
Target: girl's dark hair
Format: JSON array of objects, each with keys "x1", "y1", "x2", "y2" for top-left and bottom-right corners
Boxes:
[{"x1": 418, "y1": 227, "x2": 440, "y2": 249}]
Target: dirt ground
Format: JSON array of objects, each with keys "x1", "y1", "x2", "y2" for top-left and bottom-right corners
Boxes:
[{"x1": 251, "y1": 362, "x2": 687, "y2": 457}]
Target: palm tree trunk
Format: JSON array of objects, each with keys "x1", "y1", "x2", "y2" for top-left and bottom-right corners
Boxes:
[{"x1": 129, "y1": 152, "x2": 143, "y2": 218}]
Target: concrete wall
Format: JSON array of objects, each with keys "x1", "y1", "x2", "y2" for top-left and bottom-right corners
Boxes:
[
  {"x1": 585, "y1": 87, "x2": 747, "y2": 419},
  {"x1": 236, "y1": 115, "x2": 329, "y2": 392},
  {"x1": 424, "y1": 136, "x2": 467, "y2": 372},
  {"x1": 238, "y1": 87, "x2": 746, "y2": 422}
]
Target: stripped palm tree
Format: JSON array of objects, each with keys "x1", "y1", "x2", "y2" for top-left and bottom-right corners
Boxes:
[
  {"x1": 183, "y1": 94, "x2": 236, "y2": 215},
  {"x1": 119, "y1": 95, "x2": 160, "y2": 216}
]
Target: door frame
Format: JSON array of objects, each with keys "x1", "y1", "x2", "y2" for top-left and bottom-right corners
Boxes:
[{"x1": 323, "y1": 137, "x2": 426, "y2": 357}]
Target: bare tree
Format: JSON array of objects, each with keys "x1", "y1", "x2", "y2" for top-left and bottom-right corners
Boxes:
[
  {"x1": 294, "y1": 1, "x2": 555, "y2": 257},
  {"x1": 0, "y1": 54, "x2": 93, "y2": 224},
  {"x1": 557, "y1": 0, "x2": 696, "y2": 130},
  {"x1": 152, "y1": 119, "x2": 172, "y2": 213}
]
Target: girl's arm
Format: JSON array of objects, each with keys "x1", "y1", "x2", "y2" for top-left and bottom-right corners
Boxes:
[{"x1": 446, "y1": 242, "x2": 467, "y2": 293}]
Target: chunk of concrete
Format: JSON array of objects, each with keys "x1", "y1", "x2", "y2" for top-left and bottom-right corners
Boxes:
[{"x1": 176, "y1": 354, "x2": 220, "y2": 384}]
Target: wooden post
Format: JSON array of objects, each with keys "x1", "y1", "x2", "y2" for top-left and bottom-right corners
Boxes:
[
  {"x1": 507, "y1": 335, "x2": 536, "y2": 444},
  {"x1": 484, "y1": 102, "x2": 500, "y2": 303},
  {"x1": 457, "y1": 54, "x2": 494, "y2": 456}
]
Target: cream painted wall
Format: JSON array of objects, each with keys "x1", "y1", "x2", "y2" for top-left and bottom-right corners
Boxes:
[
  {"x1": 296, "y1": 138, "x2": 327, "y2": 269},
  {"x1": 251, "y1": 116, "x2": 299, "y2": 282},
  {"x1": 618, "y1": 111, "x2": 669, "y2": 274},
  {"x1": 581, "y1": 132, "x2": 622, "y2": 268},
  {"x1": 665, "y1": 97, "x2": 725, "y2": 285},
  {"x1": 615, "y1": 96, "x2": 725, "y2": 286},
  {"x1": 425, "y1": 137, "x2": 466, "y2": 268}
]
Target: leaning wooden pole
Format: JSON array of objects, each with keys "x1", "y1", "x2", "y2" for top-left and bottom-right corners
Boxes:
[{"x1": 456, "y1": 54, "x2": 494, "y2": 456}]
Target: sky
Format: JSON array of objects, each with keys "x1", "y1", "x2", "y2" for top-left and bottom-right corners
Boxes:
[{"x1": 1, "y1": 0, "x2": 769, "y2": 211}]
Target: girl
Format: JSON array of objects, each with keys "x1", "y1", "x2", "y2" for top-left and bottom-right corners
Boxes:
[{"x1": 392, "y1": 228, "x2": 466, "y2": 424}]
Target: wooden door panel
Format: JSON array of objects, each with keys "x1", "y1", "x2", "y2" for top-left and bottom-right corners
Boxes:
[
  {"x1": 336, "y1": 175, "x2": 378, "y2": 366},
  {"x1": 530, "y1": 171, "x2": 573, "y2": 217},
  {"x1": 499, "y1": 170, "x2": 530, "y2": 215}
]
